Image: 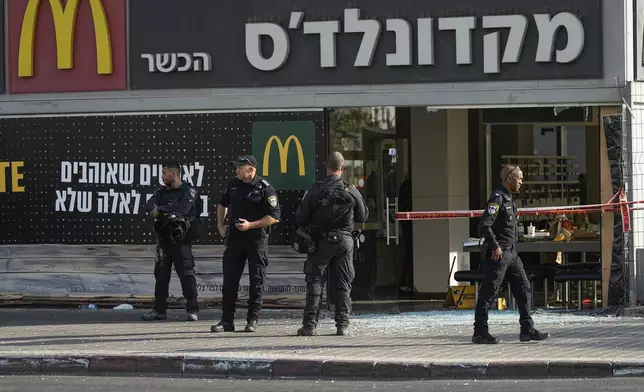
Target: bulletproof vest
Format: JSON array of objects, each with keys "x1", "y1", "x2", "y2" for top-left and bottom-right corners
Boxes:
[{"x1": 311, "y1": 180, "x2": 354, "y2": 233}]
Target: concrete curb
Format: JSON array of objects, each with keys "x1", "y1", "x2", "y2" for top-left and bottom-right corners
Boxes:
[{"x1": 0, "y1": 355, "x2": 642, "y2": 380}]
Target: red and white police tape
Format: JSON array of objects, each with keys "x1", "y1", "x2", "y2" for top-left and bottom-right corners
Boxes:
[{"x1": 395, "y1": 189, "x2": 638, "y2": 233}]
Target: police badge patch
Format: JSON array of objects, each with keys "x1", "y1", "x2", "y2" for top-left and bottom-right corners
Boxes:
[
  {"x1": 268, "y1": 195, "x2": 278, "y2": 207},
  {"x1": 487, "y1": 202, "x2": 499, "y2": 215},
  {"x1": 189, "y1": 188, "x2": 197, "y2": 198}
]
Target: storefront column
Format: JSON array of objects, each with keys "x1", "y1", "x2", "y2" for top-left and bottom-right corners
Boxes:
[{"x1": 410, "y1": 108, "x2": 470, "y2": 294}]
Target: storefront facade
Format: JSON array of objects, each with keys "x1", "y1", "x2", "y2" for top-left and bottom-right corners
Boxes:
[{"x1": 0, "y1": 0, "x2": 637, "y2": 309}]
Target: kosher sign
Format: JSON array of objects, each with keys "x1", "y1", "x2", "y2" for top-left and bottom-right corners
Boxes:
[
  {"x1": 0, "y1": 111, "x2": 326, "y2": 245},
  {"x1": 129, "y1": 0, "x2": 603, "y2": 90}
]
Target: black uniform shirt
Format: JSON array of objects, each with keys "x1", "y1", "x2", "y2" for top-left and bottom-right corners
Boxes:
[
  {"x1": 478, "y1": 185, "x2": 518, "y2": 251},
  {"x1": 218, "y1": 175, "x2": 281, "y2": 240},
  {"x1": 295, "y1": 174, "x2": 369, "y2": 232},
  {"x1": 144, "y1": 182, "x2": 198, "y2": 217}
]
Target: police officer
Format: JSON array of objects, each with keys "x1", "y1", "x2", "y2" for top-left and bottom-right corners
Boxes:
[
  {"x1": 142, "y1": 161, "x2": 201, "y2": 322},
  {"x1": 473, "y1": 164, "x2": 549, "y2": 344},
  {"x1": 211, "y1": 155, "x2": 281, "y2": 333},
  {"x1": 295, "y1": 152, "x2": 368, "y2": 336}
]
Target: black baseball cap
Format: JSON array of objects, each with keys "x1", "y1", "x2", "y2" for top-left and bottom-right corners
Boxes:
[{"x1": 230, "y1": 155, "x2": 258, "y2": 168}]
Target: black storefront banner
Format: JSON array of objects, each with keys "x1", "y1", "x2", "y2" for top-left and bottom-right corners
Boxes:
[
  {"x1": 129, "y1": 0, "x2": 603, "y2": 90},
  {"x1": 0, "y1": 111, "x2": 326, "y2": 245}
]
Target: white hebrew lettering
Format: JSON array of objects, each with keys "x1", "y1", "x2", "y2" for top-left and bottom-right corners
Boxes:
[
  {"x1": 245, "y1": 23, "x2": 290, "y2": 71},
  {"x1": 88, "y1": 162, "x2": 100, "y2": 183},
  {"x1": 386, "y1": 19, "x2": 412, "y2": 66},
  {"x1": 106, "y1": 163, "x2": 118, "y2": 185},
  {"x1": 438, "y1": 17, "x2": 476, "y2": 65},
  {"x1": 417, "y1": 18, "x2": 434, "y2": 65},
  {"x1": 155, "y1": 53, "x2": 178, "y2": 73},
  {"x1": 182, "y1": 164, "x2": 195, "y2": 186},
  {"x1": 344, "y1": 8, "x2": 381, "y2": 67},
  {"x1": 194, "y1": 162, "x2": 205, "y2": 187},
  {"x1": 100, "y1": 162, "x2": 107, "y2": 184},
  {"x1": 77, "y1": 162, "x2": 88, "y2": 183},
  {"x1": 131, "y1": 190, "x2": 141, "y2": 214},
  {"x1": 534, "y1": 12, "x2": 584, "y2": 63},
  {"x1": 60, "y1": 161, "x2": 72, "y2": 183},
  {"x1": 66, "y1": 187, "x2": 77, "y2": 212},
  {"x1": 303, "y1": 20, "x2": 340, "y2": 68},
  {"x1": 77, "y1": 191, "x2": 92, "y2": 213},
  {"x1": 141, "y1": 54, "x2": 155, "y2": 72},
  {"x1": 55, "y1": 190, "x2": 68, "y2": 211},
  {"x1": 109, "y1": 189, "x2": 120, "y2": 214},
  {"x1": 118, "y1": 191, "x2": 131, "y2": 214},
  {"x1": 200, "y1": 195, "x2": 209, "y2": 217},
  {"x1": 118, "y1": 163, "x2": 134, "y2": 185},
  {"x1": 97, "y1": 191, "x2": 109, "y2": 214},
  {"x1": 140, "y1": 164, "x2": 152, "y2": 186},
  {"x1": 482, "y1": 15, "x2": 528, "y2": 74},
  {"x1": 177, "y1": 53, "x2": 192, "y2": 72},
  {"x1": 193, "y1": 52, "x2": 212, "y2": 71}
]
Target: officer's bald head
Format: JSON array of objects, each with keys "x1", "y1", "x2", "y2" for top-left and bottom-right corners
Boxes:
[
  {"x1": 326, "y1": 152, "x2": 345, "y2": 174},
  {"x1": 501, "y1": 164, "x2": 523, "y2": 192},
  {"x1": 501, "y1": 165, "x2": 519, "y2": 181}
]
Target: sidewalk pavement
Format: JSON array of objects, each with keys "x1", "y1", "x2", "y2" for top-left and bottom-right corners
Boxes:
[{"x1": 1, "y1": 308, "x2": 644, "y2": 380}]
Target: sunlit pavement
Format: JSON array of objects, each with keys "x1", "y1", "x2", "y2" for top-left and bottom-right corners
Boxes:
[{"x1": 0, "y1": 308, "x2": 642, "y2": 380}]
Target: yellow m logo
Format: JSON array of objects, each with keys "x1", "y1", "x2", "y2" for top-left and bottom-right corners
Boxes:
[
  {"x1": 18, "y1": 0, "x2": 113, "y2": 78},
  {"x1": 262, "y1": 135, "x2": 306, "y2": 177}
]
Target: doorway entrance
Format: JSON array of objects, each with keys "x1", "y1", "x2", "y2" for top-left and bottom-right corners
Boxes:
[{"x1": 327, "y1": 107, "x2": 412, "y2": 311}]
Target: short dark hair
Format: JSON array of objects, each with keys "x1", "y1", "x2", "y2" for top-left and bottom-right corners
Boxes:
[
  {"x1": 326, "y1": 152, "x2": 345, "y2": 171},
  {"x1": 163, "y1": 161, "x2": 182, "y2": 173}
]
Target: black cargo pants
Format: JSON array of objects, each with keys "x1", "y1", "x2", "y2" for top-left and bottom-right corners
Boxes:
[
  {"x1": 221, "y1": 236, "x2": 269, "y2": 324},
  {"x1": 474, "y1": 245, "x2": 534, "y2": 334},
  {"x1": 302, "y1": 232, "x2": 355, "y2": 328},
  {"x1": 154, "y1": 242, "x2": 199, "y2": 313}
]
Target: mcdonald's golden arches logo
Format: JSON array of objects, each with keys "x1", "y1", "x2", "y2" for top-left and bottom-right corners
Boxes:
[
  {"x1": 8, "y1": 0, "x2": 126, "y2": 93},
  {"x1": 252, "y1": 121, "x2": 316, "y2": 191},
  {"x1": 19, "y1": 0, "x2": 112, "y2": 77},
  {"x1": 262, "y1": 135, "x2": 306, "y2": 177}
]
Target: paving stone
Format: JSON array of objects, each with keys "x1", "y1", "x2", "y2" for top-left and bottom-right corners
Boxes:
[
  {"x1": 549, "y1": 361, "x2": 614, "y2": 378},
  {"x1": 614, "y1": 361, "x2": 644, "y2": 377},
  {"x1": 41, "y1": 356, "x2": 89, "y2": 374},
  {"x1": 373, "y1": 361, "x2": 430, "y2": 379},
  {"x1": 0, "y1": 356, "x2": 41, "y2": 375},
  {"x1": 322, "y1": 360, "x2": 374, "y2": 379},
  {"x1": 228, "y1": 359, "x2": 273, "y2": 379},
  {"x1": 430, "y1": 363, "x2": 488, "y2": 379},
  {"x1": 487, "y1": 361, "x2": 549, "y2": 379},
  {"x1": 273, "y1": 359, "x2": 322, "y2": 379},
  {"x1": 136, "y1": 356, "x2": 184, "y2": 376},
  {"x1": 89, "y1": 356, "x2": 137, "y2": 375},
  {"x1": 183, "y1": 357, "x2": 228, "y2": 378}
]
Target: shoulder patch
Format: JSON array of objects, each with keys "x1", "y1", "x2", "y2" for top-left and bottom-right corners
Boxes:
[
  {"x1": 487, "y1": 202, "x2": 500, "y2": 215},
  {"x1": 261, "y1": 179, "x2": 271, "y2": 187},
  {"x1": 268, "y1": 195, "x2": 278, "y2": 207}
]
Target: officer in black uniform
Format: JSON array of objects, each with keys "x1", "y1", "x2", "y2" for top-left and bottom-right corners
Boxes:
[
  {"x1": 142, "y1": 161, "x2": 201, "y2": 322},
  {"x1": 295, "y1": 152, "x2": 368, "y2": 336},
  {"x1": 473, "y1": 164, "x2": 549, "y2": 344},
  {"x1": 211, "y1": 155, "x2": 280, "y2": 333}
]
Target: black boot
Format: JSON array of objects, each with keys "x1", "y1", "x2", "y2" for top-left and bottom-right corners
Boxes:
[
  {"x1": 141, "y1": 310, "x2": 167, "y2": 321},
  {"x1": 520, "y1": 329, "x2": 550, "y2": 342},
  {"x1": 472, "y1": 331, "x2": 498, "y2": 344},
  {"x1": 297, "y1": 326, "x2": 317, "y2": 336},
  {"x1": 336, "y1": 326, "x2": 349, "y2": 336},
  {"x1": 245, "y1": 320, "x2": 258, "y2": 332},
  {"x1": 210, "y1": 320, "x2": 235, "y2": 332}
]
